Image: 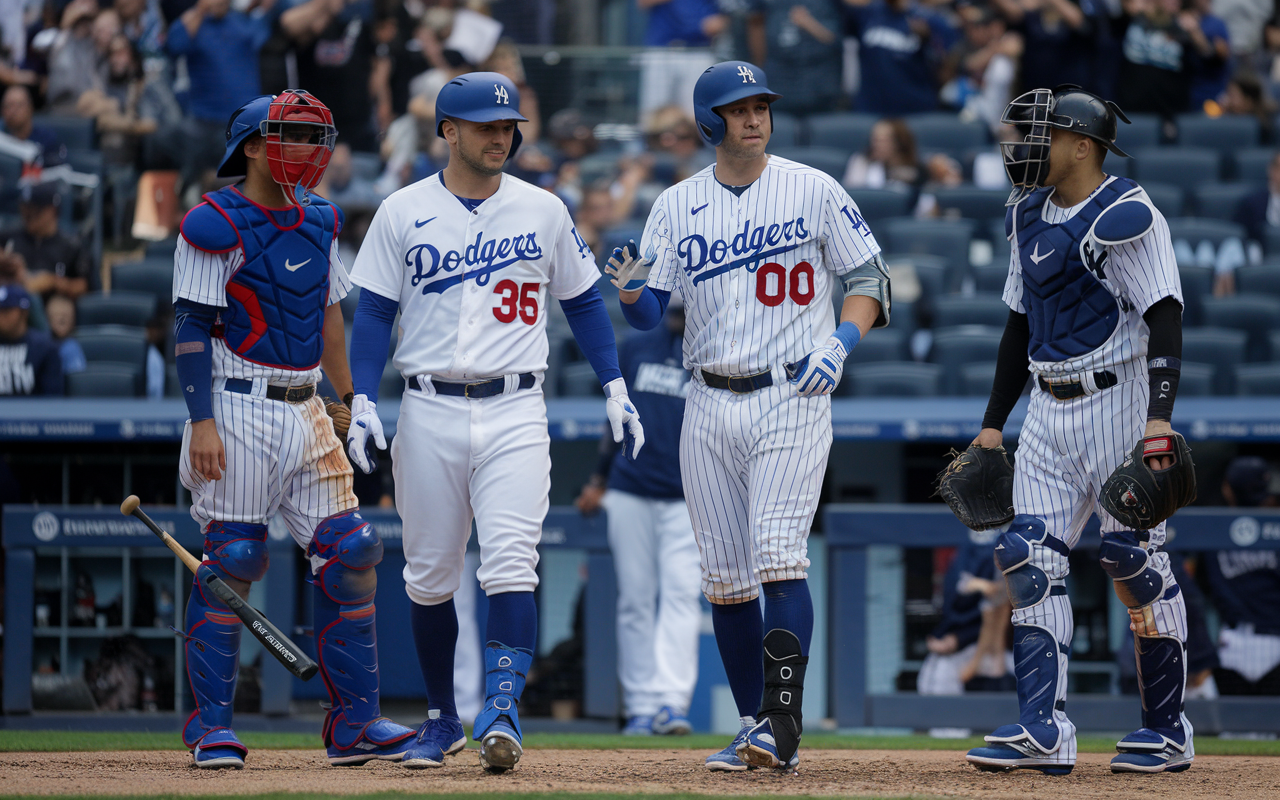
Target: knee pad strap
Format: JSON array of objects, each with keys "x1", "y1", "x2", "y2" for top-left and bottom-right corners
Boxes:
[
  {"x1": 1099, "y1": 531, "x2": 1165, "y2": 609},
  {"x1": 997, "y1": 515, "x2": 1071, "y2": 609},
  {"x1": 203, "y1": 521, "x2": 269, "y2": 583}
]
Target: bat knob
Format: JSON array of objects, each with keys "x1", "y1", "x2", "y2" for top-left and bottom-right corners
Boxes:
[
  {"x1": 299, "y1": 663, "x2": 319, "y2": 681},
  {"x1": 120, "y1": 495, "x2": 141, "y2": 516}
]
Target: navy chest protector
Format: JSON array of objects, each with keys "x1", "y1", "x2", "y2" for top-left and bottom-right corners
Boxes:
[
  {"x1": 202, "y1": 187, "x2": 336, "y2": 370},
  {"x1": 1009, "y1": 178, "x2": 1139, "y2": 363}
]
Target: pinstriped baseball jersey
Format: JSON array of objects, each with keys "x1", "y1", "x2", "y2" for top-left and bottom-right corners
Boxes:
[
  {"x1": 172, "y1": 236, "x2": 349, "y2": 388},
  {"x1": 643, "y1": 156, "x2": 881, "y2": 375}
]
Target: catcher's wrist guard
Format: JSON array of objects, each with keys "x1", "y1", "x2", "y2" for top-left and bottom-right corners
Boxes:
[{"x1": 935, "y1": 445, "x2": 1015, "y2": 531}]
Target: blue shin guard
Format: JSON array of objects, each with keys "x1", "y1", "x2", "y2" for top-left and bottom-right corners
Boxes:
[
  {"x1": 181, "y1": 521, "x2": 269, "y2": 767},
  {"x1": 309, "y1": 510, "x2": 414, "y2": 765},
  {"x1": 1112, "y1": 635, "x2": 1193, "y2": 773},
  {"x1": 473, "y1": 642, "x2": 533, "y2": 773}
]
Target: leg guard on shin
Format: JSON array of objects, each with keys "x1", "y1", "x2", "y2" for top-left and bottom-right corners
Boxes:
[
  {"x1": 308, "y1": 510, "x2": 413, "y2": 763},
  {"x1": 747, "y1": 629, "x2": 807, "y2": 766},
  {"x1": 181, "y1": 521, "x2": 267, "y2": 760},
  {"x1": 473, "y1": 642, "x2": 533, "y2": 772}
]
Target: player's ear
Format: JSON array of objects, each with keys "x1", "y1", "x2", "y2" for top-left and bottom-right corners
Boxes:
[
  {"x1": 242, "y1": 133, "x2": 264, "y2": 161},
  {"x1": 441, "y1": 118, "x2": 458, "y2": 145}
]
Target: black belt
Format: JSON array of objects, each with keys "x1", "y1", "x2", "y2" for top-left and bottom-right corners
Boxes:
[
  {"x1": 701, "y1": 368, "x2": 774, "y2": 394},
  {"x1": 1037, "y1": 370, "x2": 1117, "y2": 400},
  {"x1": 413, "y1": 373, "x2": 535, "y2": 398},
  {"x1": 223, "y1": 378, "x2": 315, "y2": 403}
]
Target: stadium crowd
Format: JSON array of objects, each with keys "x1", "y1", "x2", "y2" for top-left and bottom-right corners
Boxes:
[{"x1": 1, "y1": 0, "x2": 1280, "y2": 398}]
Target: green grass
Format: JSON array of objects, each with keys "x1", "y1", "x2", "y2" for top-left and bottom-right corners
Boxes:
[{"x1": 2, "y1": 729, "x2": 1279, "y2": 756}]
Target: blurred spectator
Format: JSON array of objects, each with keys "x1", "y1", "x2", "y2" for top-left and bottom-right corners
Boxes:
[
  {"x1": 1232, "y1": 149, "x2": 1279, "y2": 277},
  {"x1": 46, "y1": 2, "x2": 117, "y2": 112},
  {"x1": 645, "y1": 105, "x2": 707, "y2": 182},
  {"x1": 1, "y1": 85, "x2": 66, "y2": 167},
  {"x1": 991, "y1": 0, "x2": 1103, "y2": 94},
  {"x1": 0, "y1": 284, "x2": 64, "y2": 396},
  {"x1": 0, "y1": 250, "x2": 47, "y2": 332},
  {"x1": 1, "y1": 182, "x2": 95, "y2": 301},
  {"x1": 1187, "y1": 0, "x2": 1232, "y2": 109},
  {"x1": 144, "y1": 313, "x2": 164, "y2": 399},
  {"x1": 1212, "y1": 69, "x2": 1274, "y2": 140},
  {"x1": 489, "y1": 0, "x2": 555, "y2": 45},
  {"x1": 314, "y1": 142, "x2": 384, "y2": 211},
  {"x1": 572, "y1": 161, "x2": 650, "y2": 257},
  {"x1": 547, "y1": 108, "x2": 599, "y2": 163},
  {"x1": 44, "y1": 293, "x2": 85, "y2": 374},
  {"x1": 940, "y1": 6, "x2": 1021, "y2": 133},
  {"x1": 1114, "y1": 0, "x2": 1212, "y2": 119},
  {"x1": 1215, "y1": 0, "x2": 1270, "y2": 56},
  {"x1": 280, "y1": 0, "x2": 386, "y2": 153},
  {"x1": 0, "y1": 2, "x2": 39, "y2": 91},
  {"x1": 746, "y1": 0, "x2": 843, "y2": 117},
  {"x1": 115, "y1": 0, "x2": 167, "y2": 77},
  {"x1": 1205, "y1": 456, "x2": 1280, "y2": 695},
  {"x1": 76, "y1": 35, "x2": 181, "y2": 168},
  {"x1": 844, "y1": 0, "x2": 954, "y2": 115},
  {"x1": 637, "y1": 0, "x2": 726, "y2": 121},
  {"x1": 483, "y1": 39, "x2": 540, "y2": 144},
  {"x1": 842, "y1": 117, "x2": 921, "y2": 189}
]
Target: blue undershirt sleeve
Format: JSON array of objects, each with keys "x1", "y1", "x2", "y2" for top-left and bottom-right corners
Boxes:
[
  {"x1": 350, "y1": 288, "x2": 399, "y2": 404},
  {"x1": 619, "y1": 287, "x2": 670, "y2": 331},
  {"x1": 173, "y1": 299, "x2": 219, "y2": 422},
  {"x1": 560, "y1": 286, "x2": 623, "y2": 386}
]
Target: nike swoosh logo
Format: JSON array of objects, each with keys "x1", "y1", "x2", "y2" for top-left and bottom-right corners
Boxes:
[
  {"x1": 1029, "y1": 243, "x2": 1054, "y2": 265},
  {"x1": 284, "y1": 258, "x2": 311, "y2": 272},
  {"x1": 415, "y1": 217, "x2": 437, "y2": 228},
  {"x1": 691, "y1": 203, "x2": 708, "y2": 216}
]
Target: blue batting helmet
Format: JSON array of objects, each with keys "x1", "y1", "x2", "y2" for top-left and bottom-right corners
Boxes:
[
  {"x1": 218, "y1": 95, "x2": 274, "y2": 179},
  {"x1": 435, "y1": 72, "x2": 528, "y2": 161},
  {"x1": 692, "y1": 61, "x2": 781, "y2": 147}
]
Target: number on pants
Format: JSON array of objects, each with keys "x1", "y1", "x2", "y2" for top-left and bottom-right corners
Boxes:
[
  {"x1": 493, "y1": 280, "x2": 540, "y2": 324},
  {"x1": 754, "y1": 261, "x2": 815, "y2": 306}
]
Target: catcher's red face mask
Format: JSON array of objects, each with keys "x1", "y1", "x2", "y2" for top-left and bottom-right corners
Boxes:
[{"x1": 261, "y1": 90, "x2": 337, "y2": 206}]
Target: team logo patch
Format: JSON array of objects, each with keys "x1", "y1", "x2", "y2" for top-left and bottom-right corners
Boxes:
[
  {"x1": 737, "y1": 65, "x2": 755, "y2": 83},
  {"x1": 495, "y1": 84, "x2": 509, "y2": 104}
]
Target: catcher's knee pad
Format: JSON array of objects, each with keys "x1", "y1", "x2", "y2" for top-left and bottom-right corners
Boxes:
[
  {"x1": 996, "y1": 515, "x2": 1071, "y2": 609},
  {"x1": 308, "y1": 509, "x2": 382, "y2": 603},
  {"x1": 1099, "y1": 531, "x2": 1166, "y2": 609},
  {"x1": 758, "y1": 628, "x2": 807, "y2": 763},
  {"x1": 203, "y1": 521, "x2": 269, "y2": 583}
]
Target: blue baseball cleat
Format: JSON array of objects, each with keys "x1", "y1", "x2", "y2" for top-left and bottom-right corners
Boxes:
[
  {"x1": 965, "y1": 721, "x2": 1077, "y2": 775},
  {"x1": 190, "y1": 728, "x2": 247, "y2": 770},
  {"x1": 651, "y1": 707, "x2": 692, "y2": 736},
  {"x1": 324, "y1": 713, "x2": 417, "y2": 766},
  {"x1": 1111, "y1": 717, "x2": 1194, "y2": 773},
  {"x1": 622, "y1": 715, "x2": 653, "y2": 736},
  {"x1": 477, "y1": 717, "x2": 522, "y2": 773},
  {"x1": 473, "y1": 644, "x2": 533, "y2": 773},
  {"x1": 706, "y1": 725, "x2": 753, "y2": 772},
  {"x1": 736, "y1": 717, "x2": 801, "y2": 771},
  {"x1": 402, "y1": 714, "x2": 467, "y2": 769}
]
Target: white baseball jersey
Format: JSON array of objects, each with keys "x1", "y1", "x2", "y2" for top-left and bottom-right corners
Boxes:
[
  {"x1": 172, "y1": 236, "x2": 349, "y2": 388},
  {"x1": 643, "y1": 156, "x2": 881, "y2": 375},
  {"x1": 348, "y1": 172, "x2": 601, "y2": 381}
]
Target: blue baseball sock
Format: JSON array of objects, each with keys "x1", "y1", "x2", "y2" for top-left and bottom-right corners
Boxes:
[
  {"x1": 485, "y1": 591, "x2": 537, "y2": 654},
  {"x1": 710, "y1": 597, "x2": 764, "y2": 719},
  {"x1": 763, "y1": 579, "x2": 814, "y2": 657},
  {"x1": 410, "y1": 599, "x2": 459, "y2": 719}
]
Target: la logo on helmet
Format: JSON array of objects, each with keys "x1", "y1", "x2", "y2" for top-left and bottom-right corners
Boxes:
[
  {"x1": 495, "y1": 84, "x2": 509, "y2": 104},
  {"x1": 737, "y1": 66, "x2": 755, "y2": 83}
]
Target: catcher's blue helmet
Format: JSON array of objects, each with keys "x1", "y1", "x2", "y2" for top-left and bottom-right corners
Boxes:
[
  {"x1": 218, "y1": 95, "x2": 274, "y2": 179},
  {"x1": 692, "y1": 61, "x2": 781, "y2": 147},
  {"x1": 435, "y1": 72, "x2": 528, "y2": 161}
]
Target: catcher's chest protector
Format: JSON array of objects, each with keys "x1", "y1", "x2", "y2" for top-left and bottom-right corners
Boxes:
[{"x1": 1012, "y1": 178, "x2": 1136, "y2": 362}]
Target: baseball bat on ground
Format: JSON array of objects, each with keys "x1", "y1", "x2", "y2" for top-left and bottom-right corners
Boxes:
[{"x1": 120, "y1": 495, "x2": 319, "y2": 681}]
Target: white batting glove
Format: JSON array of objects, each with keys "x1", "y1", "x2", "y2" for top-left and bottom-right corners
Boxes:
[
  {"x1": 346, "y1": 394, "x2": 386, "y2": 474},
  {"x1": 603, "y1": 378, "x2": 645, "y2": 460},
  {"x1": 786, "y1": 335, "x2": 851, "y2": 397},
  {"x1": 604, "y1": 239, "x2": 651, "y2": 292}
]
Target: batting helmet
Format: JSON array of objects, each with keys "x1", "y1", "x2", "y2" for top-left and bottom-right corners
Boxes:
[
  {"x1": 692, "y1": 61, "x2": 781, "y2": 147},
  {"x1": 435, "y1": 72, "x2": 528, "y2": 161},
  {"x1": 1000, "y1": 85, "x2": 1130, "y2": 205},
  {"x1": 218, "y1": 91, "x2": 338, "y2": 206}
]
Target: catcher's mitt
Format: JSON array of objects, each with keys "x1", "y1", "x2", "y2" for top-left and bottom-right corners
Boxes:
[
  {"x1": 1100, "y1": 432, "x2": 1197, "y2": 530},
  {"x1": 935, "y1": 445, "x2": 1015, "y2": 531},
  {"x1": 326, "y1": 397, "x2": 352, "y2": 441}
]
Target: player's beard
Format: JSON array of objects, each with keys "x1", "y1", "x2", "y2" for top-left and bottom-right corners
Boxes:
[
  {"x1": 455, "y1": 141, "x2": 506, "y2": 178},
  {"x1": 719, "y1": 129, "x2": 767, "y2": 162}
]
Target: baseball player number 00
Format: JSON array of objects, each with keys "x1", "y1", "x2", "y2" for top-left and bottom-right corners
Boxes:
[
  {"x1": 755, "y1": 261, "x2": 815, "y2": 307},
  {"x1": 493, "y1": 279, "x2": 540, "y2": 325}
]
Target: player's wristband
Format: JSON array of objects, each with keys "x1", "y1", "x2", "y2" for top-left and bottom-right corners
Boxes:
[
  {"x1": 828, "y1": 322, "x2": 862, "y2": 359},
  {"x1": 173, "y1": 299, "x2": 218, "y2": 422},
  {"x1": 1147, "y1": 357, "x2": 1181, "y2": 421}
]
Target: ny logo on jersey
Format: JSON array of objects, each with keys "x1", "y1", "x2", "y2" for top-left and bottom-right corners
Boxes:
[
  {"x1": 678, "y1": 216, "x2": 810, "y2": 285},
  {"x1": 407, "y1": 230, "x2": 544, "y2": 295},
  {"x1": 737, "y1": 65, "x2": 755, "y2": 83},
  {"x1": 1083, "y1": 238, "x2": 1135, "y2": 312},
  {"x1": 495, "y1": 84, "x2": 509, "y2": 105}
]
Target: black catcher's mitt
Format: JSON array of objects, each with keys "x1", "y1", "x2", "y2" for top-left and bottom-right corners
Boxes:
[
  {"x1": 1101, "y1": 432, "x2": 1197, "y2": 530},
  {"x1": 935, "y1": 445, "x2": 1015, "y2": 531}
]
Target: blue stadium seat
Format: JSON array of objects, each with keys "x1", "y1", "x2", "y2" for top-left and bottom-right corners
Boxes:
[
  {"x1": 845, "y1": 361, "x2": 942, "y2": 397},
  {"x1": 66, "y1": 364, "x2": 139, "y2": 397},
  {"x1": 959, "y1": 361, "x2": 997, "y2": 396},
  {"x1": 930, "y1": 186, "x2": 1008, "y2": 224},
  {"x1": 145, "y1": 237, "x2": 179, "y2": 258},
  {"x1": 1182, "y1": 327, "x2": 1246, "y2": 394},
  {"x1": 882, "y1": 217, "x2": 975, "y2": 274},
  {"x1": 1192, "y1": 183, "x2": 1256, "y2": 221},
  {"x1": 770, "y1": 112, "x2": 801, "y2": 147},
  {"x1": 1177, "y1": 362, "x2": 1215, "y2": 397},
  {"x1": 928, "y1": 325, "x2": 1003, "y2": 393},
  {"x1": 970, "y1": 262, "x2": 1008, "y2": 293},
  {"x1": 1117, "y1": 114, "x2": 1164, "y2": 151},
  {"x1": 845, "y1": 326, "x2": 910, "y2": 364},
  {"x1": 885, "y1": 253, "x2": 952, "y2": 305},
  {"x1": 1175, "y1": 115, "x2": 1260, "y2": 173},
  {"x1": 1232, "y1": 148, "x2": 1274, "y2": 186},
  {"x1": 1178, "y1": 266, "x2": 1213, "y2": 327},
  {"x1": 932, "y1": 294, "x2": 1008, "y2": 328},
  {"x1": 33, "y1": 114, "x2": 95, "y2": 151},
  {"x1": 77, "y1": 292, "x2": 157, "y2": 328},
  {"x1": 1141, "y1": 182, "x2": 1183, "y2": 219},
  {"x1": 1167, "y1": 218, "x2": 1247, "y2": 263},
  {"x1": 1202, "y1": 296, "x2": 1280, "y2": 362},
  {"x1": 1235, "y1": 364, "x2": 1280, "y2": 395},
  {"x1": 906, "y1": 114, "x2": 988, "y2": 157},
  {"x1": 768, "y1": 146, "x2": 849, "y2": 180},
  {"x1": 111, "y1": 260, "x2": 174, "y2": 311},
  {"x1": 1235, "y1": 263, "x2": 1280, "y2": 297},
  {"x1": 75, "y1": 325, "x2": 149, "y2": 395},
  {"x1": 805, "y1": 112, "x2": 878, "y2": 154},
  {"x1": 1132, "y1": 147, "x2": 1221, "y2": 194},
  {"x1": 559, "y1": 361, "x2": 604, "y2": 397},
  {"x1": 845, "y1": 187, "x2": 913, "y2": 221}
]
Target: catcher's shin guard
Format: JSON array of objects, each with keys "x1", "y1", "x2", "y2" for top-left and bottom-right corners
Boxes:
[{"x1": 749, "y1": 628, "x2": 807, "y2": 766}]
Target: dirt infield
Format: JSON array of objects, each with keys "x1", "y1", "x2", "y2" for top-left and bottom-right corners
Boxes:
[{"x1": 1, "y1": 748, "x2": 1278, "y2": 799}]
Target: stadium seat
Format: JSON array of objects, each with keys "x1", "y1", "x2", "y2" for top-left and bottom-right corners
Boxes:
[
  {"x1": 845, "y1": 187, "x2": 913, "y2": 222},
  {"x1": 805, "y1": 112, "x2": 878, "y2": 154},
  {"x1": 845, "y1": 326, "x2": 910, "y2": 363},
  {"x1": 77, "y1": 292, "x2": 157, "y2": 328},
  {"x1": 928, "y1": 325, "x2": 1003, "y2": 393},
  {"x1": 970, "y1": 262, "x2": 1008, "y2": 293},
  {"x1": 932, "y1": 294, "x2": 1008, "y2": 328},
  {"x1": 881, "y1": 217, "x2": 975, "y2": 273},
  {"x1": 1176, "y1": 362, "x2": 1215, "y2": 397},
  {"x1": 1167, "y1": 218, "x2": 1247, "y2": 268},
  {"x1": 1178, "y1": 266, "x2": 1213, "y2": 327},
  {"x1": 1175, "y1": 115, "x2": 1260, "y2": 169},
  {"x1": 1192, "y1": 183, "x2": 1256, "y2": 221},
  {"x1": 66, "y1": 364, "x2": 139, "y2": 397},
  {"x1": 885, "y1": 253, "x2": 951, "y2": 304},
  {"x1": 0, "y1": 152, "x2": 21, "y2": 189},
  {"x1": 145, "y1": 237, "x2": 179, "y2": 258},
  {"x1": 959, "y1": 361, "x2": 996, "y2": 396},
  {"x1": 768, "y1": 146, "x2": 849, "y2": 180},
  {"x1": 906, "y1": 114, "x2": 988, "y2": 157},
  {"x1": 1182, "y1": 327, "x2": 1247, "y2": 394},
  {"x1": 770, "y1": 112, "x2": 801, "y2": 148},
  {"x1": 111, "y1": 260, "x2": 174, "y2": 310},
  {"x1": 930, "y1": 186, "x2": 1008, "y2": 224},
  {"x1": 1235, "y1": 364, "x2": 1280, "y2": 395},
  {"x1": 1271, "y1": 330, "x2": 1280, "y2": 363},
  {"x1": 76, "y1": 323, "x2": 148, "y2": 380},
  {"x1": 33, "y1": 114, "x2": 95, "y2": 151},
  {"x1": 1235, "y1": 263, "x2": 1280, "y2": 297},
  {"x1": 1132, "y1": 147, "x2": 1221, "y2": 194},
  {"x1": 1232, "y1": 147, "x2": 1274, "y2": 186},
  {"x1": 1202, "y1": 295, "x2": 1280, "y2": 362},
  {"x1": 66, "y1": 148, "x2": 103, "y2": 177},
  {"x1": 559, "y1": 360, "x2": 604, "y2": 397},
  {"x1": 1116, "y1": 114, "x2": 1164, "y2": 151},
  {"x1": 1141, "y1": 182, "x2": 1184, "y2": 219},
  {"x1": 845, "y1": 361, "x2": 943, "y2": 397},
  {"x1": 165, "y1": 362, "x2": 181, "y2": 397}
]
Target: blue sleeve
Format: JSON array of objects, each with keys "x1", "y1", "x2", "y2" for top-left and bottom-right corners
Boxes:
[
  {"x1": 619, "y1": 287, "x2": 670, "y2": 331},
  {"x1": 560, "y1": 286, "x2": 622, "y2": 386},
  {"x1": 174, "y1": 299, "x2": 218, "y2": 421},
  {"x1": 166, "y1": 18, "x2": 193, "y2": 55},
  {"x1": 350, "y1": 288, "x2": 398, "y2": 403}
]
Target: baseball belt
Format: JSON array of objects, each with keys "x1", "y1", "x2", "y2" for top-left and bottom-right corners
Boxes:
[
  {"x1": 411, "y1": 373, "x2": 536, "y2": 398},
  {"x1": 222, "y1": 378, "x2": 316, "y2": 403},
  {"x1": 1036, "y1": 369, "x2": 1117, "y2": 400},
  {"x1": 700, "y1": 368, "x2": 773, "y2": 394}
]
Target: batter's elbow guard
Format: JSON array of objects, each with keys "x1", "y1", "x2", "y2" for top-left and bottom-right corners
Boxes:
[{"x1": 758, "y1": 628, "x2": 807, "y2": 764}]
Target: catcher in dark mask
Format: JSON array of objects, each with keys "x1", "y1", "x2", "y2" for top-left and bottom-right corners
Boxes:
[{"x1": 937, "y1": 86, "x2": 1197, "y2": 776}]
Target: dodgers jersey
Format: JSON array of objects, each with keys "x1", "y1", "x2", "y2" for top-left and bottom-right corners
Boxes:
[
  {"x1": 172, "y1": 223, "x2": 349, "y2": 389},
  {"x1": 642, "y1": 155, "x2": 881, "y2": 375},
  {"x1": 1004, "y1": 176, "x2": 1182, "y2": 377},
  {"x1": 349, "y1": 172, "x2": 600, "y2": 381}
]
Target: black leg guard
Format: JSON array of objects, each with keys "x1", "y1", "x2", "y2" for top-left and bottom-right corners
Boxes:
[{"x1": 757, "y1": 628, "x2": 807, "y2": 765}]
